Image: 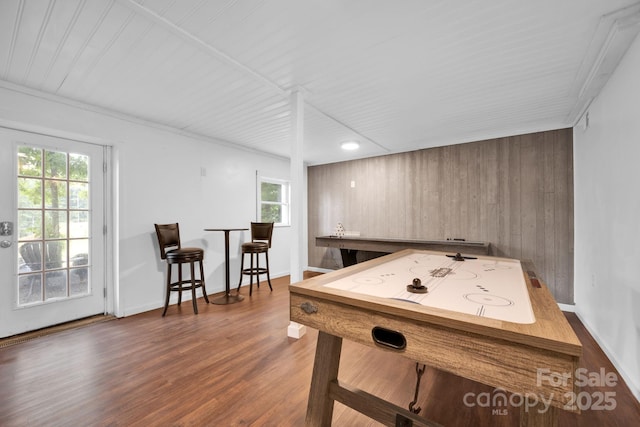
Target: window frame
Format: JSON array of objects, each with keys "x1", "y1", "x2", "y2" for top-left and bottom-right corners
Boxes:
[{"x1": 256, "y1": 174, "x2": 290, "y2": 227}]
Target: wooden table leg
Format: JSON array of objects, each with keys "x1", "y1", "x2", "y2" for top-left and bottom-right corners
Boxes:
[
  {"x1": 305, "y1": 331, "x2": 343, "y2": 427},
  {"x1": 520, "y1": 401, "x2": 557, "y2": 427}
]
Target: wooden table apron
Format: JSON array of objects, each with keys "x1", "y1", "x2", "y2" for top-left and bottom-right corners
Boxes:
[{"x1": 289, "y1": 249, "x2": 582, "y2": 427}]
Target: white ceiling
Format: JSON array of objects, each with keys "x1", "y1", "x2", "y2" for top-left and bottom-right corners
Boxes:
[{"x1": 1, "y1": 0, "x2": 639, "y2": 165}]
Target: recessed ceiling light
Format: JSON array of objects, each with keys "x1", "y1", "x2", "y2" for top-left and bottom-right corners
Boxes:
[{"x1": 341, "y1": 141, "x2": 360, "y2": 150}]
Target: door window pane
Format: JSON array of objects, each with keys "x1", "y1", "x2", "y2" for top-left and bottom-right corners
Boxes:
[
  {"x1": 69, "y1": 153, "x2": 89, "y2": 181},
  {"x1": 19, "y1": 242, "x2": 42, "y2": 272},
  {"x1": 44, "y1": 180, "x2": 67, "y2": 209},
  {"x1": 18, "y1": 274, "x2": 42, "y2": 305},
  {"x1": 45, "y1": 240, "x2": 67, "y2": 269},
  {"x1": 18, "y1": 178, "x2": 42, "y2": 208},
  {"x1": 69, "y1": 212, "x2": 89, "y2": 238},
  {"x1": 45, "y1": 211, "x2": 67, "y2": 239},
  {"x1": 70, "y1": 264, "x2": 89, "y2": 296},
  {"x1": 45, "y1": 150, "x2": 67, "y2": 179},
  {"x1": 69, "y1": 238, "x2": 88, "y2": 259},
  {"x1": 18, "y1": 210, "x2": 42, "y2": 240},
  {"x1": 17, "y1": 146, "x2": 42, "y2": 177},
  {"x1": 45, "y1": 270, "x2": 67, "y2": 300},
  {"x1": 69, "y1": 182, "x2": 89, "y2": 209}
]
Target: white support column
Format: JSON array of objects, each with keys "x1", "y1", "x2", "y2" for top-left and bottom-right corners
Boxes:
[{"x1": 288, "y1": 87, "x2": 307, "y2": 339}]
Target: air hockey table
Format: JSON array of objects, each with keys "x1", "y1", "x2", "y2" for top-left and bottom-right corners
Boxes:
[{"x1": 290, "y1": 249, "x2": 582, "y2": 426}]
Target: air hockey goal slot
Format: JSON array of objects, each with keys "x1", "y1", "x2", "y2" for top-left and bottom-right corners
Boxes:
[{"x1": 371, "y1": 326, "x2": 407, "y2": 350}]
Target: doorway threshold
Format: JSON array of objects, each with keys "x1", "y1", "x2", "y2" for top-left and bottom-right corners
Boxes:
[{"x1": 0, "y1": 314, "x2": 115, "y2": 348}]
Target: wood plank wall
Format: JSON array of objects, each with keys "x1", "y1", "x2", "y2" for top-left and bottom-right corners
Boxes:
[{"x1": 307, "y1": 128, "x2": 574, "y2": 304}]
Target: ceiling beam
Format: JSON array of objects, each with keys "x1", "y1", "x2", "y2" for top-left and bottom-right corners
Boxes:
[
  {"x1": 117, "y1": 0, "x2": 390, "y2": 153},
  {"x1": 118, "y1": 0, "x2": 290, "y2": 98},
  {"x1": 566, "y1": 3, "x2": 640, "y2": 125}
]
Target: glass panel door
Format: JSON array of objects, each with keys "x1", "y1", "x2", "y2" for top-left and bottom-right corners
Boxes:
[{"x1": 0, "y1": 128, "x2": 107, "y2": 338}]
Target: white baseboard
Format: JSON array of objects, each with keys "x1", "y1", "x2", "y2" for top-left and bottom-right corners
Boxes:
[
  {"x1": 573, "y1": 310, "x2": 640, "y2": 403},
  {"x1": 558, "y1": 302, "x2": 576, "y2": 312},
  {"x1": 121, "y1": 301, "x2": 162, "y2": 317}
]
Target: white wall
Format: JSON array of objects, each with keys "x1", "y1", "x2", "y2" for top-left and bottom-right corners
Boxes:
[
  {"x1": 573, "y1": 35, "x2": 640, "y2": 400},
  {"x1": 0, "y1": 83, "x2": 293, "y2": 317}
]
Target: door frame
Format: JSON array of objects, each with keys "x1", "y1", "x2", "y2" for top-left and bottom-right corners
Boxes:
[{"x1": 0, "y1": 119, "x2": 118, "y2": 333}]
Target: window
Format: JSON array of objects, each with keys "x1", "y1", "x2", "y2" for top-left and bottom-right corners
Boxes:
[
  {"x1": 257, "y1": 175, "x2": 290, "y2": 226},
  {"x1": 17, "y1": 146, "x2": 91, "y2": 305}
]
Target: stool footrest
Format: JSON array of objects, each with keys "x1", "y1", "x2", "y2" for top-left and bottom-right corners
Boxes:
[
  {"x1": 168, "y1": 280, "x2": 205, "y2": 291},
  {"x1": 241, "y1": 268, "x2": 268, "y2": 275}
]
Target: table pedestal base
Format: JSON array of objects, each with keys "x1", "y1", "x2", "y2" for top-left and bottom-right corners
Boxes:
[
  {"x1": 211, "y1": 293, "x2": 245, "y2": 305},
  {"x1": 204, "y1": 228, "x2": 249, "y2": 306}
]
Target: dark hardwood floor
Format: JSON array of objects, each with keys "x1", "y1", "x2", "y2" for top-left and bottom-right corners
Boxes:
[{"x1": 0, "y1": 274, "x2": 638, "y2": 426}]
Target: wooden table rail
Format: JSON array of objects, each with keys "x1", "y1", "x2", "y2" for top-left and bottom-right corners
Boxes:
[
  {"x1": 290, "y1": 249, "x2": 582, "y2": 427},
  {"x1": 316, "y1": 236, "x2": 490, "y2": 267}
]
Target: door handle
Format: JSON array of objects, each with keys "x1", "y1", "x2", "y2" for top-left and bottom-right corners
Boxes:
[
  {"x1": 0, "y1": 221, "x2": 13, "y2": 236},
  {"x1": 1, "y1": 221, "x2": 13, "y2": 248}
]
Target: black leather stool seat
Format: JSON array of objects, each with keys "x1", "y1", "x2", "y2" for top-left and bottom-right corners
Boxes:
[
  {"x1": 166, "y1": 247, "x2": 204, "y2": 262},
  {"x1": 240, "y1": 242, "x2": 268, "y2": 253}
]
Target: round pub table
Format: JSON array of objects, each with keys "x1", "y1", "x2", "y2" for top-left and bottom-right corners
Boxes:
[{"x1": 204, "y1": 228, "x2": 248, "y2": 304}]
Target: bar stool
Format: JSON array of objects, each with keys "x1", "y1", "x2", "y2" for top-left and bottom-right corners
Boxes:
[
  {"x1": 154, "y1": 223, "x2": 209, "y2": 316},
  {"x1": 237, "y1": 222, "x2": 274, "y2": 296}
]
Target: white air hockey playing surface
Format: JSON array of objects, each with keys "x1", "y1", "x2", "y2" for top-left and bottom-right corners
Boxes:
[{"x1": 323, "y1": 251, "x2": 536, "y2": 324}]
